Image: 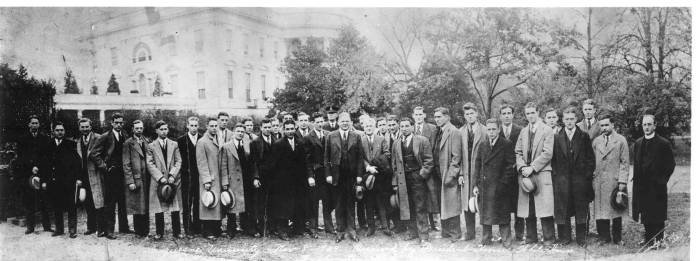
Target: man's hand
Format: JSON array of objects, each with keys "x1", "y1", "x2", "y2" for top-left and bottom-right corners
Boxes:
[
  {"x1": 472, "y1": 186, "x2": 479, "y2": 196},
  {"x1": 367, "y1": 166, "x2": 378, "y2": 174},
  {"x1": 76, "y1": 180, "x2": 83, "y2": 186},
  {"x1": 356, "y1": 176, "x2": 363, "y2": 184},
  {"x1": 32, "y1": 167, "x2": 39, "y2": 175},
  {"x1": 393, "y1": 185, "x2": 398, "y2": 192},
  {"x1": 167, "y1": 176, "x2": 175, "y2": 184},
  {"x1": 204, "y1": 182, "x2": 211, "y2": 191},
  {"x1": 326, "y1": 176, "x2": 332, "y2": 184},
  {"x1": 253, "y1": 179, "x2": 261, "y2": 188},
  {"x1": 128, "y1": 184, "x2": 136, "y2": 191},
  {"x1": 618, "y1": 183, "x2": 627, "y2": 191},
  {"x1": 458, "y1": 176, "x2": 465, "y2": 185},
  {"x1": 308, "y1": 177, "x2": 316, "y2": 187},
  {"x1": 41, "y1": 182, "x2": 47, "y2": 190},
  {"x1": 222, "y1": 185, "x2": 228, "y2": 191},
  {"x1": 521, "y1": 166, "x2": 533, "y2": 177},
  {"x1": 159, "y1": 177, "x2": 167, "y2": 184}
]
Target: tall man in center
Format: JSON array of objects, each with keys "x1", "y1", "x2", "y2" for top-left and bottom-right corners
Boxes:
[
  {"x1": 459, "y1": 102, "x2": 487, "y2": 241},
  {"x1": 146, "y1": 121, "x2": 183, "y2": 239},
  {"x1": 432, "y1": 108, "x2": 462, "y2": 242},
  {"x1": 515, "y1": 102, "x2": 556, "y2": 247},
  {"x1": 325, "y1": 112, "x2": 364, "y2": 243}
]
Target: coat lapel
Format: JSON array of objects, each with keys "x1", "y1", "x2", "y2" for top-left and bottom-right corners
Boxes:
[
  {"x1": 165, "y1": 139, "x2": 175, "y2": 168},
  {"x1": 531, "y1": 122, "x2": 544, "y2": 153},
  {"x1": 484, "y1": 138, "x2": 503, "y2": 164},
  {"x1": 135, "y1": 138, "x2": 145, "y2": 158},
  {"x1": 230, "y1": 141, "x2": 240, "y2": 160},
  {"x1": 599, "y1": 134, "x2": 618, "y2": 158},
  {"x1": 439, "y1": 124, "x2": 452, "y2": 150},
  {"x1": 558, "y1": 131, "x2": 570, "y2": 160}
]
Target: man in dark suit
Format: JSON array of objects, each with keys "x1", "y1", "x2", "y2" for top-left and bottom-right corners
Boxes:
[
  {"x1": 16, "y1": 115, "x2": 52, "y2": 234},
  {"x1": 89, "y1": 113, "x2": 130, "y2": 239},
  {"x1": 45, "y1": 122, "x2": 81, "y2": 238},
  {"x1": 551, "y1": 107, "x2": 596, "y2": 246},
  {"x1": 76, "y1": 118, "x2": 103, "y2": 236},
  {"x1": 413, "y1": 106, "x2": 440, "y2": 231},
  {"x1": 250, "y1": 118, "x2": 276, "y2": 236},
  {"x1": 270, "y1": 118, "x2": 282, "y2": 140},
  {"x1": 177, "y1": 116, "x2": 202, "y2": 237},
  {"x1": 360, "y1": 117, "x2": 391, "y2": 237},
  {"x1": 267, "y1": 120, "x2": 311, "y2": 240},
  {"x1": 305, "y1": 113, "x2": 332, "y2": 235},
  {"x1": 323, "y1": 108, "x2": 340, "y2": 132},
  {"x1": 499, "y1": 104, "x2": 523, "y2": 240},
  {"x1": 577, "y1": 99, "x2": 601, "y2": 140},
  {"x1": 472, "y1": 119, "x2": 516, "y2": 248},
  {"x1": 324, "y1": 112, "x2": 365, "y2": 243},
  {"x1": 632, "y1": 114, "x2": 675, "y2": 247}
]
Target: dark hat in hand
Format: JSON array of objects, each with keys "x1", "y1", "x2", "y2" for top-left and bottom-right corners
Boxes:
[
  {"x1": 157, "y1": 183, "x2": 175, "y2": 203},
  {"x1": 610, "y1": 187, "x2": 628, "y2": 211},
  {"x1": 390, "y1": 193, "x2": 399, "y2": 208},
  {"x1": 29, "y1": 175, "x2": 40, "y2": 190}
]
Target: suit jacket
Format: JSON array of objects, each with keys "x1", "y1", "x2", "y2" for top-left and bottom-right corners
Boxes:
[
  {"x1": 551, "y1": 128, "x2": 595, "y2": 224},
  {"x1": 459, "y1": 121, "x2": 487, "y2": 211},
  {"x1": 45, "y1": 139, "x2": 81, "y2": 209},
  {"x1": 122, "y1": 135, "x2": 151, "y2": 214},
  {"x1": 217, "y1": 128, "x2": 234, "y2": 146},
  {"x1": 76, "y1": 132, "x2": 105, "y2": 208},
  {"x1": 177, "y1": 133, "x2": 202, "y2": 189},
  {"x1": 472, "y1": 137, "x2": 515, "y2": 225},
  {"x1": 577, "y1": 118, "x2": 601, "y2": 140},
  {"x1": 305, "y1": 129, "x2": 329, "y2": 179},
  {"x1": 500, "y1": 124, "x2": 521, "y2": 144},
  {"x1": 415, "y1": 122, "x2": 437, "y2": 146},
  {"x1": 220, "y1": 140, "x2": 257, "y2": 214},
  {"x1": 15, "y1": 132, "x2": 50, "y2": 182},
  {"x1": 632, "y1": 134, "x2": 675, "y2": 223},
  {"x1": 196, "y1": 133, "x2": 223, "y2": 220},
  {"x1": 360, "y1": 133, "x2": 391, "y2": 192},
  {"x1": 514, "y1": 120, "x2": 555, "y2": 218},
  {"x1": 146, "y1": 138, "x2": 182, "y2": 213},
  {"x1": 433, "y1": 122, "x2": 463, "y2": 219},
  {"x1": 500, "y1": 123, "x2": 521, "y2": 212},
  {"x1": 89, "y1": 129, "x2": 126, "y2": 170},
  {"x1": 391, "y1": 134, "x2": 434, "y2": 220},
  {"x1": 323, "y1": 130, "x2": 364, "y2": 187}
]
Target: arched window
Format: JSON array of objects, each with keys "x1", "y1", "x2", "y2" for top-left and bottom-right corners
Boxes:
[{"x1": 132, "y1": 42, "x2": 152, "y2": 63}]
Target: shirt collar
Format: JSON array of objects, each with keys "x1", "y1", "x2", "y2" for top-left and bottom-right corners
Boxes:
[
  {"x1": 645, "y1": 132, "x2": 655, "y2": 140},
  {"x1": 490, "y1": 136, "x2": 498, "y2": 146}
]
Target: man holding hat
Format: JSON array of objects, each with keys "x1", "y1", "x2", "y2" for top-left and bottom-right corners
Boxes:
[
  {"x1": 305, "y1": 112, "x2": 332, "y2": 236},
  {"x1": 360, "y1": 117, "x2": 390, "y2": 237},
  {"x1": 45, "y1": 122, "x2": 81, "y2": 238},
  {"x1": 76, "y1": 118, "x2": 103, "y2": 236},
  {"x1": 122, "y1": 120, "x2": 151, "y2": 238},
  {"x1": 515, "y1": 102, "x2": 555, "y2": 247},
  {"x1": 146, "y1": 121, "x2": 183, "y2": 240},
  {"x1": 432, "y1": 107, "x2": 463, "y2": 243},
  {"x1": 459, "y1": 102, "x2": 487, "y2": 241},
  {"x1": 197, "y1": 118, "x2": 224, "y2": 239},
  {"x1": 220, "y1": 123, "x2": 260, "y2": 238},
  {"x1": 472, "y1": 119, "x2": 516, "y2": 247},
  {"x1": 16, "y1": 115, "x2": 52, "y2": 234},
  {"x1": 591, "y1": 112, "x2": 629, "y2": 245}
]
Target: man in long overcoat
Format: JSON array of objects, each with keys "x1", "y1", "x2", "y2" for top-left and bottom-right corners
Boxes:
[
  {"x1": 267, "y1": 119, "x2": 311, "y2": 240},
  {"x1": 472, "y1": 119, "x2": 516, "y2": 247},
  {"x1": 76, "y1": 118, "x2": 103, "y2": 235},
  {"x1": 551, "y1": 107, "x2": 595, "y2": 246},
  {"x1": 392, "y1": 117, "x2": 434, "y2": 246},
  {"x1": 632, "y1": 114, "x2": 675, "y2": 246},
  {"x1": 432, "y1": 108, "x2": 462, "y2": 242},
  {"x1": 592, "y1": 113, "x2": 629, "y2": 244},
  {"x1": 45, "y1": 122, "x2": 81, "y2": 238},
  {"x1": 304, "y1": 113, "x2": 333, "y2": 235},
  {"x1": 16, "y1": 115, "x2": 51, "y2": 234},
  {"x1": 250, "y1": 118, "x2": 276, "y2": 235},
  {"x1": 459, "y1": 102, "x2": 487, "y2": 241},
  {"x1": 221, "y1": 123, "x2": 260, "y2": 237},
  {"x1": 360, "y1": 117, "x2": 390, "y2": 237},
  {"x1": 196, "y1": 118, "x2": 224, "y2": 239},
  {"x1": 146, "y1": 121, "x2": 183, "y2": 240},
  {"x1": 515, "y1": 102, "x2": 555, "y2": 247},
  {"x1": 122, "y1": 120, "x2": 150, "y2": 237},
  {"x1": 413, "y1": 106, "x2": 440, "y2": 231}
]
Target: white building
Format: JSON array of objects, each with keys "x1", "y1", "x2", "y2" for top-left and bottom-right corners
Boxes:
[{"x1": 54, "y1": 7, "x2": 350, "y2": 121}]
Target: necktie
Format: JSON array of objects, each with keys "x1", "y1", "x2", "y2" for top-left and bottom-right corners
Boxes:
[
  {"x1": 505, "y1": 126, "x2": 510, "y2": 139},
  {"x1": 289, "y1": 139, "x2": 294, "y2": 151},
  {"x1": 587, "y1": 119, "x2": 591, "y2": 128},
  {"x1": 417, "y1": 125, "x2": 422, "y2": 135},
  {"x1": 342, "y1": 132, "x2": 346, "y2": 141},
  {"x1": 83, "y1": 136, "x2": 88, "y2": 145},
  {"x1": 605, "y1": 135, "x2": 609, "y2": 147}
]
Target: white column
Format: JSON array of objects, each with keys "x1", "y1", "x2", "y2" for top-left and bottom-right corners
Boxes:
[
  {"x1": 99, "y1": 110, "x2": 105, "y2": 125},
  {"x1": 77, "y1": 109, "x2": 83, "y2": 119}
]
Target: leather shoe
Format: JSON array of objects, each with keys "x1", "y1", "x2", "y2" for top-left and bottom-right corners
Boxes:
[
  {"x1": 365, "y1": 227, "x2": 376, "y2": 237},
  {"x1": 69, "y1": 233, "x2": 77, "y2": 238},
  {"x1": 277, "y1": 233, "x2": 289, "y2": 241},
  {"x1": 105, "y1": 233, "x2": 117, "y2": 240},
  {"x1": 173, "y1": 234, "x2": 185, "y2": 239},
  {"x1": 348, "y1": 232, "x2": 359, "y2": 242},
  {"x1": 253, "y1": 232, "x2": 261, "y2": 238},
  {"x1": 120, "y1": 229, "x2": 134, "y2": 234},
  {"x1": 83, "y1": 230, "x2": 96, "y2": 235},
  {"x1": 206, "y1": 235, "x2": 216, "y2": 240},
  {"x1": 51, "y1": 231, "x2": 64, "y2": 237},
  {"x1": 403, "y1": 234, "x2": 419, "y2": 241},
  {"x1": 419, "y1": 239, "x2": 430, "y2": 247},
  {"x1": 24, "y1": 228, "x2": 35, "y2": 234},
  {"x1": 97, "y1": 232, "x2": 106, "y2": 237},
  {"x1": 335, "y1": 233, "x2": 345, "y2": 243},
  {"x1": 382, "y1": 230, "x2": 394, "y2": 237}
]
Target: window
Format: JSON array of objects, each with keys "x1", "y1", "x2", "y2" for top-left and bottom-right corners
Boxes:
[
  {"x1": 225, "y1": 29, "x2": 232, "y2": 52},
  {"x1": 245, "y1": 72, "x2": 251, "y2": 102},
  {"x1": 169, "y1": 74, "x2": 178, "y2": 94},
  {"x1": 259, "y1": 37, "x2": 264, "y2": 58},
  {"x1": 273, "y1": 41, "x2": 279, "y2": 60},
  {"x1": 243, "y1": 33, "x2": 249, "y2": 55},
  {"x1": 227, "y1": 70, "x2": 234, "y2": 99},
  {"x1": 260, "y1": 74, "x2": 266, "y2": 99},
  {"x1": 132, "y1": 43, "x2": 152, "y2": 63},
  {"x1": 197, "y1": 71, "x2": 205, "y2": 99},
  {"x1": 110, "y1": 47, "x2": 118, "y2": 66},
  {"x1": 194, "y1": 29, "x2": 203, "y2": 53}
]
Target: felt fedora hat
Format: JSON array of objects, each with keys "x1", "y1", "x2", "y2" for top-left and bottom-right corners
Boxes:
[
  {"x1": 355, "y1": 185, "x2": 365, "y2": 200},
  {"x1": 220, "y1": 190, "x2": 235, "y2": 208},
  {"x1": 520, "y1": 176, "x2": 537, "y2": 194},
  {"x1": 468, "y1": 196, "x2": 479, "y2": 213},
  {"x1": 610, "y1": 187, "x2": 629, "y2": 211},
  {"x1": 365, "y1": 175, "x2": 376, "y2": 190},
  {"x1": 201, "y1": 190, "x2": 217, "y2": 208},
  {"x1": 29, "y1": 175, "x2": 41, "y2": 190},
  {"x1": 390, "y1": 193, "x2": 399, "y2": 208}
]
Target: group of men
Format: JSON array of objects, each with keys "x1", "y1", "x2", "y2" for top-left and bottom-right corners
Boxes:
[{"x1": 15, "y1": 98, "x2": 675, "y2": 249}]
